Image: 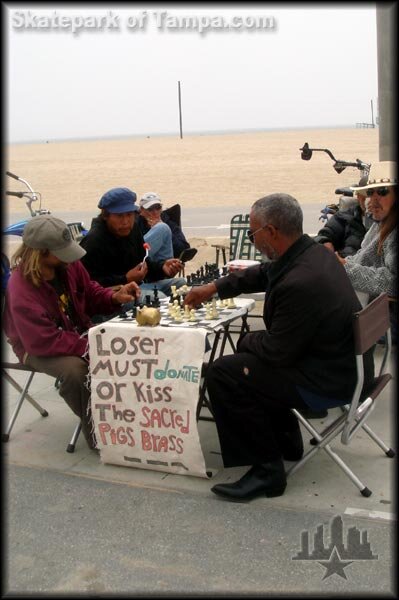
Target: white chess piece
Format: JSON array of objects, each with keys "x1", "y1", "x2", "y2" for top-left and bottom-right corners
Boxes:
[
  {"x1": 189, "y1": 309, "x2": 198, "y2": 322},
  {"x1": 174, "y1": 307, "x2": 183, "y2": 322},
  {"x1": 205, "y1": 303, "x2": 212, "y2": 320},
  {"x1": 211, "y1": 297, "x2": 219, "y2": 319},
  {"x1": 227, "y1": 297, "x2": 237, "y2": 308}
]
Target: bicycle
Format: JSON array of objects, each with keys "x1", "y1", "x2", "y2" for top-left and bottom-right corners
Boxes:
[
  {"x1": 2, "y1": 171, "x2": 88, "y2": 294},
  {"x1": 299, "y1": 143, "x2": 371, "y2": 223}
]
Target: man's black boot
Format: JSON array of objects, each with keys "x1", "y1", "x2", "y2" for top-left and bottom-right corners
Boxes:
[
  {"x1": 211, "y1": 459, "x2": 287, "y2": 502},
  {"x1": 276, "y1": 429, "x2": 304, "y2": 461}
]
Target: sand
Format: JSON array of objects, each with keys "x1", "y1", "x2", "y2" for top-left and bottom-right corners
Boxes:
[{"x1": 5, "y1": 127, "x2": 379, "y2": 270}]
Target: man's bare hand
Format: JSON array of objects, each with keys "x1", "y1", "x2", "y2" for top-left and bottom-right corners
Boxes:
[
  {"x1": 126, "y1": 263, "x2": 148, "y2": 283},
  {"x1": 335, "y1": 251, "x2": 347, "y2": 265},
  {"x1": 184, "y1": 283, "x2": 218, "y2": 308},
  {"x1": 162, "y1": 258, "x2": 183, "y2": 277},
  {"x1": 112, "y1": 281, "x2": 141, "y2": 304},
  {"x1": 323, "y1": 242, "x2": 335, "y2": 252}
]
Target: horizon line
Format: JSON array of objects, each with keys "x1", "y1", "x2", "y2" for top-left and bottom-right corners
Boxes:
[{"x1": 7, "y1": 123, "x2": 372, "y2": 146}]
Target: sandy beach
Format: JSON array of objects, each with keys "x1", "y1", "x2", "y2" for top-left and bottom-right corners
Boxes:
[{"x1": 5, "y1": 127, "x2": 379, "y2": 270}]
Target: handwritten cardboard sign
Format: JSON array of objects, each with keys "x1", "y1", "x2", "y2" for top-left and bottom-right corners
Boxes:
[{"x1": 88, "y1": 323, "x2": 209, "y2": 478}]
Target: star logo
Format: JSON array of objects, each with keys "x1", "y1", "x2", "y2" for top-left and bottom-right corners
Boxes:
[
  {"x1": 292, "y1": 515, "x2": 378, "y2": 582},
  {"x1": 318, "y1": 547, "x2": 353, "y2": 580}
]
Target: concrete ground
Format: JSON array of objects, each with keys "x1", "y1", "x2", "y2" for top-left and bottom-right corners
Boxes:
[{"x1": 2, "y1": 313, "x2": 397, "y2": 595}]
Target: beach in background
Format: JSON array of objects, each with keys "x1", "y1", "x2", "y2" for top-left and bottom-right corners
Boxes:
[{"x1": 5, "y1": 127, "x2": 379, "y2": 270}]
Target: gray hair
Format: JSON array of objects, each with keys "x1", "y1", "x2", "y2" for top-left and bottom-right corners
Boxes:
[{"x1": 251, "y1": 193, "x2": 303, "y2": 236}]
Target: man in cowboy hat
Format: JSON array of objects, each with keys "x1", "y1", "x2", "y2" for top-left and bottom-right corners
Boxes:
[{"x1": 336, "y1": 161, "x2": 397, "y2": 343}]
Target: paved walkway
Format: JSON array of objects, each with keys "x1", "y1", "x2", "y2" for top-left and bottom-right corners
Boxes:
[{"x1": 3, "y1": 325, "x2": 397, "y2": 595}]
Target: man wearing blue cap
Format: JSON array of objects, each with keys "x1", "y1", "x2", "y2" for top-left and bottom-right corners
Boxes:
[{"x1": 80, "y1": 187, "x2": 186, "y2": 299}]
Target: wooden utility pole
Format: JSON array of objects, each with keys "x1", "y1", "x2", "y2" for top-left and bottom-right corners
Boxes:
[{"x1": 178, "y1": 81, "x2": 183, "y2": 139}]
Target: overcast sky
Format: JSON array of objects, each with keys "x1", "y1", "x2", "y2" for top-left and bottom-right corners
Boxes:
[{"x1": 6, "y1": 3, "x2": 378, "y2": 143}]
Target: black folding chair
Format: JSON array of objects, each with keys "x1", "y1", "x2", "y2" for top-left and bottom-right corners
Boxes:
[
  {"x1": 2, "y1": 362, "x2": 82, "y2": 453},
  {"x1": 287, "y1": 293, "x2": 395, "y2": 497}
]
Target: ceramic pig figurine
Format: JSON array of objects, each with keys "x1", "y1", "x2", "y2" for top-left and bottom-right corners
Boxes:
[{"x1": 136, "y1": 306, "x2": 161, "y2": 327}]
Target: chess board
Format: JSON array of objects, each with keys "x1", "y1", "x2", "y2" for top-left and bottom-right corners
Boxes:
[{"x1": 112, "y1": 298, "x2": 245, "y2": 331}]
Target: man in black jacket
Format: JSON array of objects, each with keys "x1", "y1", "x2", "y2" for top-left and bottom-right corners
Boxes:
[
  {"x1": 80, "y1": 187, "x2": 185, "y2": 299},
  {"x1": 184, "y1": 193, "x2": 374, "y2": 502},
  {"x1": 314, "y1": 177, "x2": 373, "y2": 257}
]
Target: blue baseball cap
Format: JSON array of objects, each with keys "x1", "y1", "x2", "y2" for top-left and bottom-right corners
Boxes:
[{"x1": 98, "y1": 187, "x2": 139, "y2": 213}]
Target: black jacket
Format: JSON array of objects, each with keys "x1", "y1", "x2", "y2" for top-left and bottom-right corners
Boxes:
[
  {"x1": 138, "y1": 213, "x2": 190, "y2": 258},
  {"x1": 215, "y1": 235, "x2": 374, "y2": 399},
  {"x1": 80, "y1": 217, "x2": 165, "y2": 287},
  {"x1": 314, "y1": 206, "x2": 372, "y2": 257}
]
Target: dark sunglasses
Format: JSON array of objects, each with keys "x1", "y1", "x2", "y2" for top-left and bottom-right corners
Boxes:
[
  {"x1": 366, "y1": 186, "x2": 391, "y2": 197},
  {"x1": 147, "y1": 204, "x2": 162, "y2": 211},
  {"x1": 246, "y1": 224, "x2": 267, "y2": 243}
]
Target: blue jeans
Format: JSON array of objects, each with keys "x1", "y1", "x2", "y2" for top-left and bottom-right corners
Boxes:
[{"x1": 144, "y1": 222, "x2": 174, "y2": 262}]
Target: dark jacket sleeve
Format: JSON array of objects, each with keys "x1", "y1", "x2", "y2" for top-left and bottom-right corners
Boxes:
[
  {"x1": 314, "y1": 208, "x2": 367, "y2": 257},
  {"x1": 80, "y1": 232, "x2": 128, "y2": 287},
  {"x1": 314, "y1": 212, "x2": 349, "y2": 249},
  {"x1": 214, "y1": 263, "x2": 269, "y2": 298}
]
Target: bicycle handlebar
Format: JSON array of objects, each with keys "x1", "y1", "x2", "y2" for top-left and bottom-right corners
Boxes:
[
  {"x1": 6, "y1": 191, "x2": 25, "y2": 198},
  {"x1": 300, "y1": 143, "x2": 370, "y2": 175},
  {"x1": 6, "y1": 171, "x2": 20, "y2": 180}
]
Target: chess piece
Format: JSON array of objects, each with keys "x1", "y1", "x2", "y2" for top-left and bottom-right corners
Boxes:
[
  {"x1": 205, "y1": 303, "x2": 213, "y2": 320},
  {"x1": 227, "y1": 297, "x2": 237, "y2": 308},
  {"x1": 153, "y1": 285, "x2": 160, "y2": 307},
  {"x1": 183, "y1": 304, "x2": 191, "y2": 321},
  {"x1": 189, "y1": 309, "x2": 198, "y2": 322},
  {"x1": 211, "y1": 297, "x2": 219, "y2": 319},
  {"x1": 174, "y1": 307, "x2": 183, "y2": 322}
]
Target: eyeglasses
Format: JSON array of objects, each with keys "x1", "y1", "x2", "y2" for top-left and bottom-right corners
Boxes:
[
  {"x1": 366, "y1": 187, "x2": 392, "y2": 197},
  {"x1": 147, "y1": 204, "x2": 162, "y2": 211},
  {"x1": 246, "y1": 224, "x2": 268, "y2": 244}
]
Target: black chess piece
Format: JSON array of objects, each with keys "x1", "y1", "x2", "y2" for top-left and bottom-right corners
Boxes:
[
  {"x1": 153, "y1": 285, "x2": 160, "y2": 307},
  {"x1": 145, "y1": 294, "x2": 151, "y2": 307},
  {"x1": 128, "y1": 295, "x2": 139, "y2": 318}
]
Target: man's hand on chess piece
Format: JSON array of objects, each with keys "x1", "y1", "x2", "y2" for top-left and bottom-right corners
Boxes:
[
  {"x1": 184, "y1": 282, "x2": 218, "y2": 308},
  {"x1": 112, "y1": 281, "x2": 141, "y2": 305},
  {"x1": 126, "y1": 262, "x2": 149, "y2": 283},
  {"x1": 162, "y1": 258, "x2": 183, "y2": 277}
]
